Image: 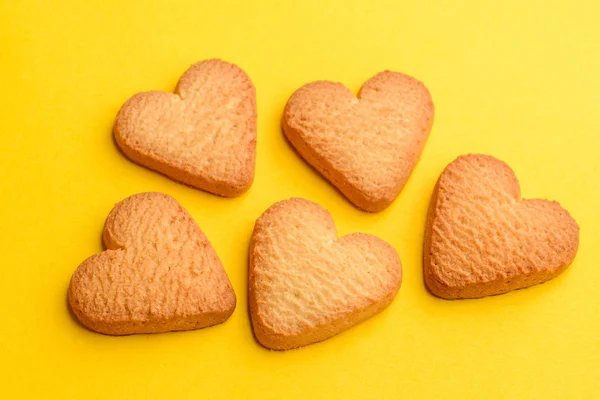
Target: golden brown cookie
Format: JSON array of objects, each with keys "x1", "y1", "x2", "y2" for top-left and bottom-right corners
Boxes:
[
  {"x1": 249, "y1": 198, "x2": 402, "y2": 350},
  {"x1": 114, "y1": 59, "x2": 256, "y2": 197},
  {"x1": 424, "y1": 154, "x2": 580, "y2": 299},
  {"x1": 68, "y1": 192, "x2": 236, "y2": 335},
  {"x1": 283, "y1": 71, "x2": 434, "y2": 212}
]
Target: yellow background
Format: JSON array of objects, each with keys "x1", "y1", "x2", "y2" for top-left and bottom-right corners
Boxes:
[{"x1": 1, "y1": 0, "x2": 599, "y2": 398}]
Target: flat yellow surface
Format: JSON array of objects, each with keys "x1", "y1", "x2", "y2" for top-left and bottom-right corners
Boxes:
[{"x1": 1, "y1": 0, "x2": 599, "y2": 398}]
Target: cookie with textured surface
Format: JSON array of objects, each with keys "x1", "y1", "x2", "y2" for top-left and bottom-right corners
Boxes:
[
  {"x1": 249, "y1": 198, "x2": 402, "y2": 350},
  {"x1": 424, "y1": 154, "x2": 579, "y2": 299},
  {"x1": 68, "y1": 192, "x2": 236, "y2": 335},
  {"x1": 283, "y1": 71, "x2": 434, "y2": 212},
  {"x1": 114, "y1": 59, "x2": 256, "y2": 197}
]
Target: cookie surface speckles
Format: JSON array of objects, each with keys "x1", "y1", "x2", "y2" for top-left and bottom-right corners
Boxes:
[
  {"x1": 68, "y1": 192, "x2": 236, "y2": 335},
  {"x1": 114, "y1": 59, "x2": 256, "y2": 197},
  {"x1": 249, "y1": 198, "x2": 402, "y2": 350},
  {"x1": 424, "y1": 154, "x2": 580, "y2": 299},
  {"x1": 283, "y1": 71, "x2": 434, "y2": 212}
]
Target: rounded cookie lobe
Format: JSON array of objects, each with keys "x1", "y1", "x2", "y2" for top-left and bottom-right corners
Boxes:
[
  {"x1": 424, "y1": 154, "x2": 580, "y2": 299},
  {"x1": 283, "y1": 71, "x2": 434, "y2": 212},
  {"x1": 114, "y1": 59, "x2": 256, "y2": 197},
  {"x1": 68, "y1": 192, "x2": 236, "y2": 335},
  {"x1": 249, "y1": 198, "x2": 402, "y2": 350}
]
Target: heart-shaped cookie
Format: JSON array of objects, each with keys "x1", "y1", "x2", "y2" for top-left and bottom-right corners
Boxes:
[
  {"x1": 283, "y1": 71, "x2": 434, "y2": 212},
  {"x1": 424, "y1": 154, "x2": 579, "y2": 299},
  {"x1": 249, "y1": 198, "x2": 402, "y2": 350},
  {"x1": 114, "y1": 59, "x2": 256, "y2": 197},
  {"x1": 68, "y1": 192, "x2": 236, "y2": 334}
]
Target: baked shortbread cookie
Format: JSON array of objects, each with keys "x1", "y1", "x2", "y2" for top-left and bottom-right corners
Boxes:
[
  {"x1": 114, "y1": 59, "x2": 256, "y2": 197},
  {"x1": 249, "y1": 198, "x2": 402, "y2": 350},
  {"x1": 424, "y1": 154, "x2": 579, "y2": 299},
  {"x1": 69, "y1": 192, "x2": 236, "y2": 335},
  {"x1": 283, "y1": 71, "x2": 434, "y2": 212}
]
